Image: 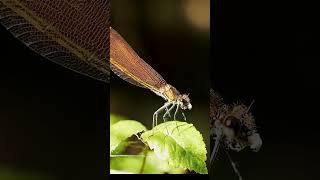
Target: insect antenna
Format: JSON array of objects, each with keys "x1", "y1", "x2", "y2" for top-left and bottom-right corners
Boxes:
[
  {"x1": 246, "y1": 99, "x2": 255, "y2": 113},
  {"x1": 224, "y1": 148, "x2": 243, "y2": 180}
]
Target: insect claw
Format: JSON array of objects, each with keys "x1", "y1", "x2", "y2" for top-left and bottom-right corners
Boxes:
[{"x1": 181, "y1": 110, "x2": 187, "y2": 121}]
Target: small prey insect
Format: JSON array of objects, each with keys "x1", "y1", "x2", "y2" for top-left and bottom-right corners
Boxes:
[{"x1": 210, "y1": 89, "x2": 262, "y2": 180}]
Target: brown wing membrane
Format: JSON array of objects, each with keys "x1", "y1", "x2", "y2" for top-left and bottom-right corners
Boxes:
[
  {"x1": 210, "y1": 89, "x2": 226, "y2": 120},
  {"x1": 110, "y1": 27, "x2": 167, "y2": 91},
  {"x1": 0, "y1": 0, "x2": 110, "y2": 82}
]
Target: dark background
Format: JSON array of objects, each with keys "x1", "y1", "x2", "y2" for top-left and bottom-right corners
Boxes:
[
  {"x1": 0, "y1": 25, "x2": 108, "y2": 179},
  {"x1": 212, "y1": 0, "x2": 320, "y2": 180}
]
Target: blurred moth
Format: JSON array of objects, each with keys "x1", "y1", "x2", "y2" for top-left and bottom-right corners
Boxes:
[{"x1": 210, "y1": 89, "x2": 262, "y2": 179}]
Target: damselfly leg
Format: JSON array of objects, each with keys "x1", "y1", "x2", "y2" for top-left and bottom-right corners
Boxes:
[
  {"x1": 172, "y1": 103, "x2": 181, "y2": 134},
  {"x1": 153, "y1": 101, "x2": 187, "y2": 135},
  {"x1": 163, "y1": 103, "x2": 176, "y2": 134},
  {"x1": 163, "y1": 103, "x2": 175, "y2": 120},
  {"x1": 152, "y1": 102, "x2": 172, "y2": 128},
  {"x1": 180, "y1": 109, "x2": 187, "y2": 121}
]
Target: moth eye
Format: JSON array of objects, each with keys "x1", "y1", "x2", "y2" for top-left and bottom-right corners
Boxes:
[
  {"x1": 224, "y1": 116, "x2": 241, "y2": 134},
  {"x1": 182, "y1": 99, "x2": 188, "y2": 104}
]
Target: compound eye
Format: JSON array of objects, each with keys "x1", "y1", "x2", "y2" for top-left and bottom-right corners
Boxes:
[
  {"x1": 182, "y1": 98, "x2": 188, "y2": 105},
  {"x1": 224, "y1": 116, "x2": 241, "y2": 135}
]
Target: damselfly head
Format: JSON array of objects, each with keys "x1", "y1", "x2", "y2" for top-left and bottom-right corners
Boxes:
[{"x1": 179, "y1": 94, "x2": 192, "y2": 110}]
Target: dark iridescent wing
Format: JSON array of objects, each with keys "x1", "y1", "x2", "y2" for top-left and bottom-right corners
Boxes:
[
  {"x1": 110, "y1": 27, "x2": 167, "y2": 91},
  {"x1": 0, "y1": 0, "x2": 110, "y2": 82}
]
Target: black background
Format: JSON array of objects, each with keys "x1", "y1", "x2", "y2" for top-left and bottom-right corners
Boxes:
[
  {"x1": 212, "y1": 0, "x2": 320, "y2": 180},
  {"x1": 0, "y1": 25, "x2": 108, "y2": 180}
]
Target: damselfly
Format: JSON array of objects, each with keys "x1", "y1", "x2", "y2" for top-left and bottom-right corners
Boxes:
[{"x1": 110, "y1": 28, "x2": 192, "y2": 127}]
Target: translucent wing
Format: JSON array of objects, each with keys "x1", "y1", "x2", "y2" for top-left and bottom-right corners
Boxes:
[
  {"x1": 0, "y1": 0, "x2": 110, "y2": 82},
  {"x1": 110, "y1": 61, "x2": 145, "y2": 89},
  {"x1": 110, "y1": 27, "x2": 167, "y2": 91}
]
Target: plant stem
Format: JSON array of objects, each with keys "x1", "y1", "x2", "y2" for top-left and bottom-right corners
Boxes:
[{"x1": 139, "y1": 148, "x2": 148, "y2": 174}]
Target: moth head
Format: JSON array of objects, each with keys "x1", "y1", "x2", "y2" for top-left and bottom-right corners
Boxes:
[{"x1": 221, "y1": 102, "x2": 262, "y2": 152}]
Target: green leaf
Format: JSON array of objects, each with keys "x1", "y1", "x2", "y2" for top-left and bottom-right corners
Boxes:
[
  {"x1": 110, "y1": 155, "x2": 145, "y2": 174},
  {"x1": 110, "y1": 151, "x2": 185, "y2": 174},
  {"x1": 141, "y1": 121, "x2": 208, "y2": 174},
  {"x1": 110, "y1": 169, "x2": 134, "y2": 174},
  {"x1": 110, "y1": 114, "x2": 128, "y2": 126},
  {"x1": 110, "y1": 120, "x2": 147, "y2": 154},
  {"x1": 141, "y1": 151, "x2": 186, "y2": 174}
]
